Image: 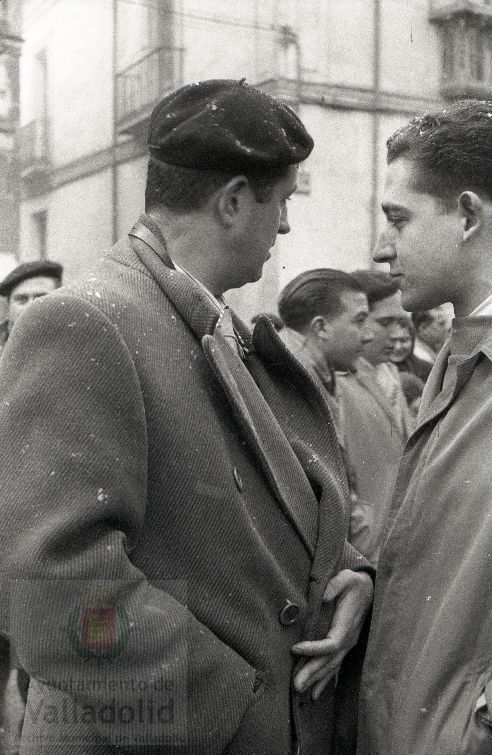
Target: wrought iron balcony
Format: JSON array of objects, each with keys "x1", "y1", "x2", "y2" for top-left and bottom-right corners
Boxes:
[
  {"x1": 18, "y1": 119, "x2": 51, "y2": 178},
  {"x1": 115, "y1": 45, "x2": 182, "y2": 139}
]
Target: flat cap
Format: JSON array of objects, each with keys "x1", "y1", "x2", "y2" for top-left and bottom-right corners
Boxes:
[
  {"x1": 148, "y1": 79, "x2": 314, "y2": 172},
  {"x1": 0, "y1": 260, "x2": 63, "y2": 297}
]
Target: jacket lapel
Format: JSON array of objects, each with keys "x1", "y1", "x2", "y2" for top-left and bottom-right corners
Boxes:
[
  {"x1": 414, "y1": 349, "x2": 482, "y2": 433},
  {"x1": 202, "y1": 329, "x2": 318, "y2": 557},
  {"x1": 130, "y1": 234, "x2": 318, "y2": 555},
  {"x1": 413, "y1": 326, "x2": 492, "y2": 434}
]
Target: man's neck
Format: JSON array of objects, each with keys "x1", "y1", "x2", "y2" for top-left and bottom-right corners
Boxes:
[{"x1": 146, "y1": 209, "x2": 225, "y2": 296}]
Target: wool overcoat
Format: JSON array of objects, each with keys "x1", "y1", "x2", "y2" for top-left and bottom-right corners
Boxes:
[{"x1": 0, "y1": 226, "x2": 369, "y2": 754}]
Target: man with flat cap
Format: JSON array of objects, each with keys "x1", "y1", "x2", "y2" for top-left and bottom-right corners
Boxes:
[
  {"x1": 0, "y1": 80, "x2": 372, "y2": 754},
  {"x1": 0, "y1": 260, "x2": 63, "y2": 355}
]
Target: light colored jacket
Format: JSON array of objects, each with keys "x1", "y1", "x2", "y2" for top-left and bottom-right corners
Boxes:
[
  {"x1": 359, "y1": 316, "x2": 492, "y2": 754},
  {"x1": 337, "y1": 359, "x2": 412, "y2": 564}
]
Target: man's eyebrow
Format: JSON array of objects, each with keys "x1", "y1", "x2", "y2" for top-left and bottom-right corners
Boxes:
[{"x1": 381, "y1": 202, "x2": 409, "y2": 215}]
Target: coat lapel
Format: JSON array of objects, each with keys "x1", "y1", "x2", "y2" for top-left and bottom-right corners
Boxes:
[
  {"x1": 414, "y1": 349, "x2": 482, "y2": 433},
  {"x1": 202, "y1": 329, "x2": 318, "y2": 557},
  {"x1": 130, "y1": 234, "x2": 318, "y2": 555},
  {"x1": 414, "y1": 326, "x2": 492, "y2": 435}
]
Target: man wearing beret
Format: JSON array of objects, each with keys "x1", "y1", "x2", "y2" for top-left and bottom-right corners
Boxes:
[
  {"x1": 0, "y1": 260, "x2": 63, "y2": 355},
  {"x1": 0, "y1": 80, "x2": 372, "y2": 754},
  {"x1": 0, "y1": 260, "x2": 63, "y2": 752}
]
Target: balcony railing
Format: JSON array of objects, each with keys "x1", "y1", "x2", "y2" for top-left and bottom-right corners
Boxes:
[
  {"x1": 18, "y1": 119, "x2": 49, "y2": 169},
  {"x1": 115, "y1": 45, "x2": 181, "y2": 133}
]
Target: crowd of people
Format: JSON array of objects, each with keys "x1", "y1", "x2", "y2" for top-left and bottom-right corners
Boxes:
[{"x1": 0, "y1": 80, "x2": 490, "y2": 755}]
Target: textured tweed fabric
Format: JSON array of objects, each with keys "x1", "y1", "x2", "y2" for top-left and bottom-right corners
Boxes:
[{"x1": 0, "y1": 227, "x2": 369, "y2": 754}]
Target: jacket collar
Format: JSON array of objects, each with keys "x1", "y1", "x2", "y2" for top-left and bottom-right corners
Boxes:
[
  {"x1": 128, "y1": 216, "x2": 222, "y2": 341},
  {"x1": 415, "y1": 319, "x2": 492, "y2": 432}
]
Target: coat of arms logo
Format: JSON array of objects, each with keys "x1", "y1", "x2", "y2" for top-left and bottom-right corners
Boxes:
[{"x1": 68, "y1": 589, "x2": 130, "y2": 660}]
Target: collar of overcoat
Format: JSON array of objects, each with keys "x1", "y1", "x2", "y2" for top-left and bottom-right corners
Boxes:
[
  {"x1": 414, "y1": 320, "x2": 492, "y2": 435},
  {"x1": 127, "y1": 225, "x2": 349, "y2": 562}
]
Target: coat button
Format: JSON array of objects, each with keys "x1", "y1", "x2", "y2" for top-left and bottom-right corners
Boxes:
[
  {"x1": 279, "y1": 600, "x2": 300, "y2": 626},
  {"x1": 233, "y1": 467, "x2": 243, "y2": 492}
]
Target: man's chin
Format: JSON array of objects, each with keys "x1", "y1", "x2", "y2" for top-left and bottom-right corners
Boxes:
[{"x1": 401, "y1": 287, "x2": 424, "y2": 312}]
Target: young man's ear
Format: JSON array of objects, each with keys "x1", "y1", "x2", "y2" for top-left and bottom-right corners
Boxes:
[
  {"x1": 458, "y1": 191, "x2": 483, "y2": 241},
  {"x1": 217, "y1": 176, "x2": 249, "y2": 226},
  {"x1": 310, "y1": 315, "x2": 331, "y2": 339}
]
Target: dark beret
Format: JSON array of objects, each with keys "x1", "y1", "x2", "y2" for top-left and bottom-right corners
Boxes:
[
  {"x1": 148, "y1": 78, "x2": 314, "y2": 172},
  {"x1": 0, "y1": 260, "x2": 63, "y2": 297}
]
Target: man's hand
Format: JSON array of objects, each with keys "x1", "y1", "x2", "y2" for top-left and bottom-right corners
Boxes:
[{"x1": 292, "y1": 569, "x2": 373, "y2": 700}]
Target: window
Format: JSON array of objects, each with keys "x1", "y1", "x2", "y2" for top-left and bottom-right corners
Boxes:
[{"x1": 431, "y1": 2, "x2": 492, "y2": 97}]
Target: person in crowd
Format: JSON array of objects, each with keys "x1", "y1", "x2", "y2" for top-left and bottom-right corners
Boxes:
[
  {"x1": 0, "y1": 80, "x2": 373, "y2": 755},
  {"x1": 0, "y1": 260, "x2": 63, "y2": 355},
  {"x1": 389, "y1": 318, "x2": 432, "y2": 382},
  {"x1": 277, "y1": 268, "x2": 373, "y2": 427},
  {"x1": 0, "y1": 259, "x2": 63, "y2": 752},
  {"x1": 336, "y1": 270, "x2": 413, "y2": 565},
  {"x1": 359, "y1": 98, "x2": 492, "y2": 754},
  {"x1": 411, "y1": 304, "x2": 452, "y2": 366},
  {"x1": 277, "y1": 268, "x2": 373, "y2": 509},
  {"x1": 250, "y1": 311, "x2": 284, "y2": 331}
]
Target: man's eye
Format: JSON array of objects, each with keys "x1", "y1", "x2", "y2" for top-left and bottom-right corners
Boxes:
[{"x1": 388, "y1": 217, "x2": 405, "y2": 229}]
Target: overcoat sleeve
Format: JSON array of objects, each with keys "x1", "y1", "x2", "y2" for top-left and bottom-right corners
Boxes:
[{"x1": 0, "y1": 294, "x2": 257, "y2": 753}]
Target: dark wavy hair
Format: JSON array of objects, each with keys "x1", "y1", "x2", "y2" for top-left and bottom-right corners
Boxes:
[
  {"x1": 278, "y1": 268, "x2": 363, "y2": 332},
  {"x1": 386, "y1": 99, "x2": 492, "y2": 205}
]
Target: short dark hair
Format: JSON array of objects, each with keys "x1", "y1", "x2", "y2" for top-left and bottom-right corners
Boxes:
[
  {"x1": 145, "y1": 157, "x2": 289, "y2": 212},
  {"x1": 350, "y1": 270, "x2": 399, "y2": 307},
  {"x1": 386, "y1": 99, "x2": 492, "y2": 204},
  {"x1": 278, "y1": 268, "x2": 363, "y2": 332}
]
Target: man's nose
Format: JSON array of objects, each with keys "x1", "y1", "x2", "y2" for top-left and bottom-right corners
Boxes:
[
  {"x1": 278, "y1": 205, "x2": 290, "y2": 235},
  {"x1": 373, "y1": 231, "x2": 395, "y2": 263}
]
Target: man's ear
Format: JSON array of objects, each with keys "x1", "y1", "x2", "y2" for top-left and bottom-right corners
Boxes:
[
  {"x1": 216, "y1": 176, "x2": 249, "y2": 227},
  {"x1": 309, "y1": 315, "x2": 331, "y2": 339},
  {"x1": 458, "y1": 191, "x2": 483, "y2": 241}
]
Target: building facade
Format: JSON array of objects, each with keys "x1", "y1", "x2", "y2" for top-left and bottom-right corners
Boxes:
[
  {"x1": 10, "y1": 0, "x2": 492, "y2": 318},
  {"x1": 0, "y1": 0, "x2": 22, "y2": 282}
]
